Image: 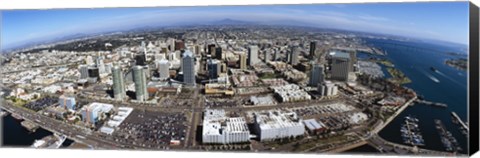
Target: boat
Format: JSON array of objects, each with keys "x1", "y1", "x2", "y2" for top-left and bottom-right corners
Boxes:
[
  {"x1": 31, "y1": 133, "x2": 67, "y2": 149},
  {"x1": 430, "y1": 67, "x2": 438, "y2": 72}
]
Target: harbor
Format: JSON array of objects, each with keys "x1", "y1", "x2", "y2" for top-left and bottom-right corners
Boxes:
[
  {"x1": 0, "y1": 110, "x2": 8, "y2": 117},
  {"x1": 11, "y1": 113, "x2": 24, "y2": 120},
  {"x1": 434, "y1": 119, "x2": 462, "y2": 152}
]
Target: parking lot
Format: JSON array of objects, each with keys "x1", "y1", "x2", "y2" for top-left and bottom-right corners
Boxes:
[
  {"x1": 24, "y1": 96, "x2": 58, "y2": 111},
  {"x1": 113, "y1": 109, "x2": 188, "y2": 148}
]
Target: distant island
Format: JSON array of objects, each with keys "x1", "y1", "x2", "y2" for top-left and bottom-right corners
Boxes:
[{"x1": 445, "y1": 58, "x2": 467, "y2": 71}]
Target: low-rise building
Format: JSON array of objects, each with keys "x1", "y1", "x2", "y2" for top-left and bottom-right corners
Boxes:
[
  {"x1": 253, "y1": 110, "x2": 305, "y2": 141},
  {"x1": 202, "y1": 109, "x2": 250, "y2": 144}
]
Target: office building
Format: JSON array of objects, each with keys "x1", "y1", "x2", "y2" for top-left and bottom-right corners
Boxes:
[
  {"x1": 157, "y1": 59, "x2": 170, "y2": 80},
  {"x1": 308, "y1": 64, "x2": 324, "y2": 87},
  {"x1": 207, "y1": 59, "x2": 221, "y2": 79},
  {"x1": 207, "y1": 44, "x2": 216, "y2": 56},
  {"x1": 133, "y1": 66, "x2": 148, "y2": 101},
  {"x1": 330, "y1": 51, "x2": 351, "y2": 81},
  {"x1": 81, "y1": 102, "x2": 114, "y2": 125},
  {"x1": 273, "y1": 49, "x2": 279, "y2": 61},
  {"x1": 264, "y1": 50, "x2": 271, "y2": 62},
  {"x1": 318, "y1": 81, "x2": 338, "y2": 96},
  {"x1": 58, "y1": 95, "x2": 76, "y2": 110},
  {"x1": 202, "y1": 109, "x2": 250, "y2": 144},
  {"x1": 309, "y1": 41, "x2": 317, "y2": 58},
  {"x1": 239, "y1": 53, "x2": 247, "y2": 70},
  {"x1": 85, "y1": 55, "x2": 94, "y2": 65},
  {"x1": 248, "y1": 45, "x2": 259, "y2": 66},
  {"x1": 96, "y1": 56, "x2": 105, "y2": 74},
  {"x1": 253, "y1": 110, "x2": 305, "y2": 141},
  {"x1": 182, "y1": 50, "x2": 196, "y2": 86},
  {"x1": 290, "y1": 46, "x2": 300, "y2": 65},
  {"x1": 135, "y1": 54, "x2": 147, "y2": 66},
  {"x1": 112, "y1": 66, "x2": 126, "y2": 100},
  {"x1": 215, "y1": 47, "x2": 223, "y2": 60},
  {"x1": 79, "y1": 65, "x2": 89, "y2": 79}
]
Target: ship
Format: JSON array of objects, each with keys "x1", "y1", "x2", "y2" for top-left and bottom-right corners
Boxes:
[
  {"x1": 430, "y1": 67, "x2": 439, "y2": 73},
  {"x1": 31, "y1": 133, "x2": 67, "y2": 149}
]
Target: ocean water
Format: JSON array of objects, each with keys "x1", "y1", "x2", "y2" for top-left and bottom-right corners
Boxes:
[{"x1": 366, "y1": 38, "x2": 469, "y2": 154}]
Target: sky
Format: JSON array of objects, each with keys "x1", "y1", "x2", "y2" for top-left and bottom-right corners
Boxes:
[{"x1": 1, "y1": 2, "x2": 470, "y2": 50}]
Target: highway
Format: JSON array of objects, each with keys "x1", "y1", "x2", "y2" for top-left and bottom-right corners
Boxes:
[{"x1": 0, "y1": 101, "x2": 146, "y2": 149}]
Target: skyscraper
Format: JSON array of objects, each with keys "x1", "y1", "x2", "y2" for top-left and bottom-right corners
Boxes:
[
  {"x1": 290, "y1": 46, "x2": 300, "y2": 65},
  {"x1": 239, "y1": 53, "x2": 247, "y2": 70},
  {"x1": 248, "y1": 45, "x2": 259, "y2": 66},
  {"x1": 157, "y1": 59, "x2": 170, "y2": 80},
  {"x1": 309, "y1": 41, "x2": 317, "y2": 58},
  {"x1": 96, "y1": 57, "x2": 105, "y2": 74},
  {"x1": 207, "y1": 59, "x2": 221, "y2": 79},
  {"x1": 309, "y1": 63, "x2": 324, "y2": 87},
  {"x1": 135, "y1": 54, "x2": 147, "y2": 66},
  {"x1": 273, "y1": 49, "x2": 279, "y2": 61},
  {"x1": 79, "y1": 65, "x2": 89, "y2": 79},
  {"x1": 264, "y1": 50, "x2": 271, "y2": 62},
  {"x1": 215, "y1": 47, "x2": 223, "y2": 60},
  {"x1": 133, "y1": 66, "x2": 148, "y2": 101},
  {"x1": 330, "y1": 51, "x2": 351, "y2": 81},
  {"x1": 112, "y1": 66, "x2": 126, "y2": 100},
  {"x1": 182, "y1": 50, "x2": 196, "y2": 86}
]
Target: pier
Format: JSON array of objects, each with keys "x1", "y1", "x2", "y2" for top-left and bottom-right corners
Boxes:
[
  {"x1": 415, "y1": 99, "x2": 447, "y2": 108},
  {"x1": 451, "y1": 112, "x2": 468, "y2": 132},
  {"x1": 11, "y1": 113, "x2": 24, "y2": 120},
  {"x1": 21, "y1": 120, "x2": 40, "y2": 132}
]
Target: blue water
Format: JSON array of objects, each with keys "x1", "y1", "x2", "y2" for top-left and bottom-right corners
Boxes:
[{"x1": 367, "y1": 38, "x2": 469, "y2": 154}]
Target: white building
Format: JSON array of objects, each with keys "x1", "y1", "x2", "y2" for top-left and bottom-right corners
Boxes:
[
  {"x1": 253, "y1": 110, "x2": 305, "y2": 141},
  {"x1": 202, "y1": 109, "x2": 250, "y2": 144},
  {"x1": 271, "y1": 84, "x2": 311, "y2": 102},
  {"x1": 318, "y1": 81, "x2": 338, "y2": 96}
]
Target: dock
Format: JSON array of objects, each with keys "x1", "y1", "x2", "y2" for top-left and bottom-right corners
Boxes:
[
  {"x1": 451, "y1": 112, "x2": 468, "y2": 132},
  {"x1": 11, "y1": 113, "x2": 24, "y2": 120},
  {"x1": 21, "y1": 120, "x2": 40, "y2": 132},
  {"x1": 415, "y1": 99, "x2": 447, "y2": 108}
]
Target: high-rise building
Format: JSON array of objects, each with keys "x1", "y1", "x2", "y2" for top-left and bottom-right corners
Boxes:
[
  {"x1": 85, "y1": 56, "x2": 94, "y2": 65},
  {"x1": 79, "y1": 65, "x2": 89, "y2": 79},
  {"x1": 239, "y1": 53, "x2": 247, "y2": 70},
  {"x1": 248, "y1": 45, "x2": 259, "y2": 66},
  {"x1": 264, "y1": 50, "x2": 271, "y2": 62},
  {"x1": 207, "y1": 44, "x2": 216, "y2": 56},
  {"x1": 207, "y1": 59, "x2": 221, "y2": 79},
  {"x1": 290, "y1": 46, "x2": 300, "y2": 65},
  {"x1": 309, "y1": 64, "x2": 324, "y2": 87},
  {"x1": 182, "y1": 50, "x2": 196, "y2": 86},
  {"x1": 112, "y1": 66, "x2": 126, "y2": 100},
  {"x1": 215, "y1": 47, "x2": 223, "y2": 60},
  {"x1": 157, "y1": 59, "x2": 170, "y2": 80},
  {"x1": 135, "y1": 54, "x2": 147, "y2": 66},
  {"x1": 133, "y1": 66, "x2": 148, "y2": 101},
  {"x1": 174, "y1": 40, "x2": 185, "y2": 51},
  {"x1": 330, "y1": 51, "x2": 351, "y2": 81},
  {"x1": 96, "y1": 57, "x2": 105, "y2": 74},
  {"x1": 273, "y1": 49, "x2": 279, "y2": 61},
  {"x1": 309, "y1": 41, "x2": 317, "y2": 58}
]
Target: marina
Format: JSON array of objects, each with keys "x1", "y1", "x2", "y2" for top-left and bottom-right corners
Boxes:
[
  {"x1": 434, "y1": 119, "x2": 462, "y2": 152},
  {"x1": 414, "y1": 99, "x2": 448, "y2": 108},
  {"x1": 400, "y1": 116, "x2": 425, "y2": 146},
  {"x1": 31, "y1": 133, "x2": 67, "y2": 149},
  {"x1": 451, "y1": 112, "x2": 468, "y2": 136}
]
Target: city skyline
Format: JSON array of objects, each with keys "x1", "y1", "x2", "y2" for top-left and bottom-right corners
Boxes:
[{"x1": 1, "y1": 2, "x2": 469, "y2": 51}]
